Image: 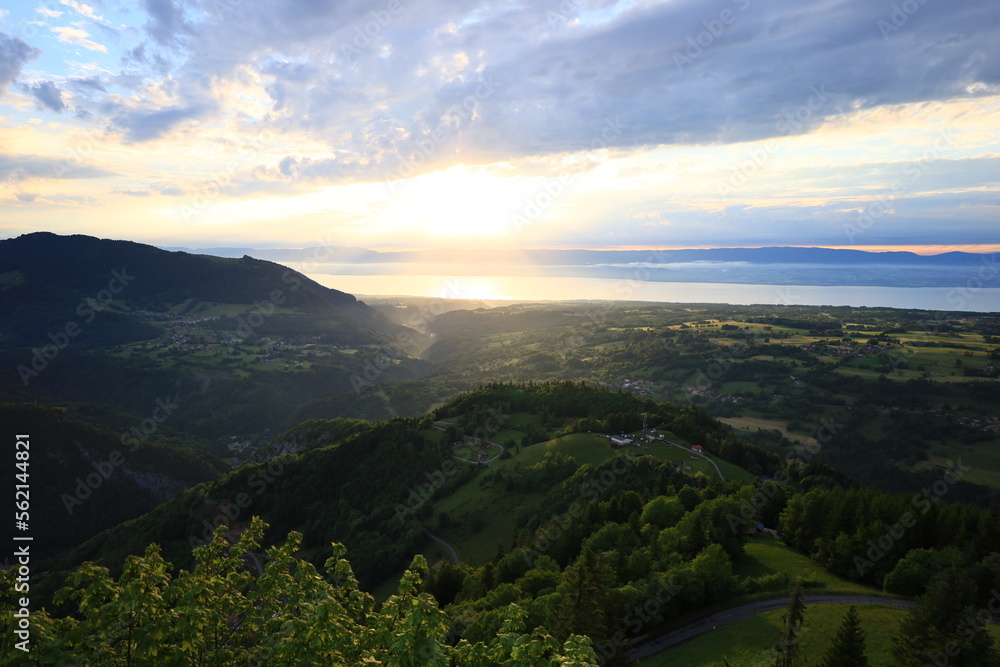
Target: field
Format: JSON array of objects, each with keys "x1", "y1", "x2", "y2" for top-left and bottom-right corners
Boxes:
[
  {"x1": 425, "y1": 422, "x2": 755, "y2": 565},
  {"x1": 516, "y1": 432, "x2": 621, "y2": 468},
  {"x1": 642, "y1": 604, "x2": 911, "y2": 666},
  {"x1": 642, "y1": 602, "x2": 1000, "y2": 666},
  {"x1": 644, "y1": 534, "x2": 1000, "y2": 665},
  {"x1": 735, "y1": 536, "x2": 880, "y2": 596},
  {"x1": 923, "y1": 446, "x2": 1000, "y2": 489},
  {"x1": 717, "y1": 416, "x2": 816, "y2": 445}
]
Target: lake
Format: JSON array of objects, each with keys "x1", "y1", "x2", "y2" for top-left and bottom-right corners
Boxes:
[{"x1": 301, "y1": 270, "x2": 1000, "y2": 312}]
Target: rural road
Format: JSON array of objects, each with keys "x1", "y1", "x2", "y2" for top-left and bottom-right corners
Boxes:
[
  {"x1": 432, "y1": 423, "x2": 506, "y2": 463},
  {"x1": 453, "y1": 438, "x2": 505, "y2": 464},
  {"x1": 663, "y1": 439, "x2": 725, "y2": 481},
  {"x1": 425, "y1": 530, "x2": 461, "y2": 565},
  {"x1": 627, "y1": 594, "x2": 915, "y2": 660}
]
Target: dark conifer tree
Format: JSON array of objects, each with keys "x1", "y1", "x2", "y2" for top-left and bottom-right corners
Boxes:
[
  {"x1": 774, "y1": 583, "x2": 805, "y2": 667},
  {"x1": 819, "y1": 606, "x2": 868, "y2": 667}
]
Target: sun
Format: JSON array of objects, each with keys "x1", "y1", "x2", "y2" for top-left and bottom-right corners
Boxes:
[{"x1": 388, "y1": 166, "x2": 523, "y2": 241}]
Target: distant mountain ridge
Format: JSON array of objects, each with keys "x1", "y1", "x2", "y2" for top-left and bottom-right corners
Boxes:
[
  {"x1": 163, "y1": 244, "x2": 994, "y2": 267},
  {"x1": 0, "y1": 231, "x2": 425, "y2": 444},
  {"x1": 0, "y1": 232, "x2": 407, "y2": 350}
]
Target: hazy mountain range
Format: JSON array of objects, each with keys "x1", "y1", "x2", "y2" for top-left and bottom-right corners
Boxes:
[
  {"x1": 162, "y1": 244, "x2": 998, "y2": 288},
  {"x1": 164, "y1": 244, "x2": 992, "y2": 266}
]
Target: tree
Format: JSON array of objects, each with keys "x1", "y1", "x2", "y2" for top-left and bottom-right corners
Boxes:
[
  {"x1": 819, "y1": 606, "x2": 869, "y2": 667},
  {"x1": 555, "y1": 547, "x2": 615, "y2": 641},
  {"x1": 4, "y1": 517, "x2": 601, "y2": 665},
  {"x1": 894, "y1": 567, "x2": 999, "y2": 666},
  {"x1": 774, "y1": 583, "x2": 805, "y2": 667},
  {"x1": 883, "y1": 548, "x2": 957, "y2": 597},
  {"x1": 640, "y1": 495, "x2": 685, "y2": 529}
]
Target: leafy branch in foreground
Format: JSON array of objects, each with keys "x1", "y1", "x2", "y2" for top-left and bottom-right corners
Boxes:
[{"x1": 0, "y1": 516, "x2": 598, "y2": 665}]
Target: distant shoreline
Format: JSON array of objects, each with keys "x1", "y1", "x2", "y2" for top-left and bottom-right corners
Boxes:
[{"x1": 305, "y1": 272, "x2": 1000, "y2": 313}]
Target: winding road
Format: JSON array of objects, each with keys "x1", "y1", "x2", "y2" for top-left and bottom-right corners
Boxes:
[
  {"x1": 425, "y1": 530, "x2": 461, "y2": 565},
  {"x1": 662, "y1": 438, "x2": 725, "y2": 481},
  {"x1": 432, "y1": 421, "x2": 506, "y2": 463},
  {"x1": 627, "y1": 594, "x2": 915, "y2": 661}
]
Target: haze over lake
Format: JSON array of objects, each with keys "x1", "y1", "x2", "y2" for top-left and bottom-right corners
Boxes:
[{"x1": 304, "y1": 271, "x2": 1000, "y2": 312}]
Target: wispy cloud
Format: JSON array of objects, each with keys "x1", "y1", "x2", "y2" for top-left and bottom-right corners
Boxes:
[
  {"x1": 60, "y1": 0, "x2": 104, "y2": 22},
  {"x1": 52, "y1": 26, "x2": 108, "y2": 53}
]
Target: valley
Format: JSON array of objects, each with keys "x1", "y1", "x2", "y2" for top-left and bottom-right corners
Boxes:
[{"x1": 1, "y1": 234, "x2": 999, "y2": 664}]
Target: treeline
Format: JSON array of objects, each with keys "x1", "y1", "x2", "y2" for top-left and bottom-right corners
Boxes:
[
  {"x1": 17, "y1": 378, "x2": 1000, "y2": 664},
  {"x1": 2, "y1": 519, "x2": 600, "y2": 665},
  {"x1": 0, "y1": 403, "x2": 224, "y2": 564},
  {"x1": 433, "y1": 380, "x2": 662, "y2": 423},
  {"x1": 41, "y1": 413, "x2": 471, "y2": 595},
  {"x1": 430, "y1": 453, "x2": 1000, "y2": 664},
  {"x1": 426, "y1": 456, "x2": 771, "y2": 665},
  {"x1": 780, "y1": 484, "x2": 1000, "y2": 593}
]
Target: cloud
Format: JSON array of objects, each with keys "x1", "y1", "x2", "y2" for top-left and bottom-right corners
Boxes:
[
  {"x1": 111, "y1": 103, "x2": 212, "y2": 141},
  {"x1": 3, "y1": 0, "x2": 997, "y2": 251},
  {"x1": 0, "y1": 33, "x2": 42, "y2": 96},
  {"x1": 69, "y1": 75, "x2": 106, "y2": 92},
  {"x1": 0, "y1": 153, "x2": 115, "y2": 181},
  {"x1": 105, "y1": 0, "x2": 994, "y2": 187},
  {"x1": 142, "y1": 0, "x2": 188, "y2": 45},
  {"x1": 25, "y1": 81, "x2": 67, "y2": 112},
  {"x1": 60, "y1": 0, "x2": 105, "y2": 22},
  {"x1": 52, "y1": 26, "x2": 108, "y2": 52}
]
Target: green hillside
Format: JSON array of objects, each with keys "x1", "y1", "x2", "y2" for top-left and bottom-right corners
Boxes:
[
  {"x1": 644, "y1": 604, "x2": 911, "y2": 666},
  {"x1": 0, "y1": 232, "x2": 426, "y2": 445},
  {"x1": 0, "y1": 403, "x2": 226, "y2": 561},
  {"x1": 9, "y1": 382, "x2": 1000, "y2": 665}
]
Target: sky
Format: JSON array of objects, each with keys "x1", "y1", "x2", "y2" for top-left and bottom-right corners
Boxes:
[{"x1": 0, "y1": 0, "x2": 998, "y2": 252}]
